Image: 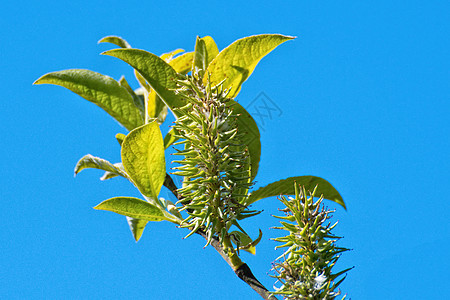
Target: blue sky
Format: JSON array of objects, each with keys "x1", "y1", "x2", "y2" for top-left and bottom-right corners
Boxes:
[{"x1": 1, "y1": 1, "x2": 449, "y2": 299}]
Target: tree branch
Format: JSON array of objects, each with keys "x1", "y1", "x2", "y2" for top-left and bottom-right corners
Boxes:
[
  {"x1": 164, "y1": 173, "x2": 278, "y2": 300},
  {"x1": 196, "y1": 229, "x2": 277, "y2": 300}
]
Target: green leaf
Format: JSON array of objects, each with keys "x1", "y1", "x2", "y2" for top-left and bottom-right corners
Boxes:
[
  {"x1": 121, "y1": 121, "x2": 166, "y2": 199},
  {"x1": 247, "y1": 176, "x2": 345, "y2": 209},
  {"x1": 206, "y1": 34, "x2": 294, "y2": 98},
  {"x1": 118, "y1": 76, "x2": 145, "y2": 114},
  {"x1": 102, "y1": 49, "x2": 184, "y2": 114},
  {"x1": 160, "y1": 49, "x2": 185, "y2": 61},
  {"x1": 94, "y1": 197, "x2": 175, "y2": 221},
  {"x1": 163, "y1": 128, "x2": 180, "y2": 149},
  {"x1": 169, "y1": 52, "x2": 194, "y2": 74},
  {"x1": 98, "y1": 35, "x2": 131, "y2": 48},
  {"x1": 230, "y1": 100, "x2": 261, "y2": 180},
  {"x1": 230, "y1": 229, "x2": 262, "y2": 255},
  {"x1": 146, "y1": 90, "x2": 168, "y2": 124},
  {"x1": 100, "y1": 163, "x2": 125, "y2": 181},
  {"x1": 126, "y1": 217, "x2": 148, "y2": 242},
  {"x1": 193, "y1": 36, "x2": 207, "y2": 75},
  {"x1": 140, "y1": 50, "x2": 188, "y2": 125},
  {"x1": 192, "y1": 36, "x2": 219, "y2": 77},
  {"x1": 134, "y1": 71, "x2": 151, "y2": 91},
  {"x1": 115, "y1": 133, "x2": 126, "y2": 146},
  {"x1": 156, "y1": 102, "x2": 169, "y2": 125},
  {"x1": 74, "y1": 154, "x2": 127, "y2": 179},
  {"x1": 230, "y1": 231, "x2": 253, "y2": 253},
  {"x1": 34, "y1": 69, "x2": 144, "y2": 131},
  {"x1": 201, "y1": 36, "x2": 219, "y2": 68}
]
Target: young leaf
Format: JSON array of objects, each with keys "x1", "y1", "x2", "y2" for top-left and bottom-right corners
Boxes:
[
  {"x1": 169, "y1": 52, "x2": 194, "y2": 74},
  {"x1": 160, "y1": 49, "x2": 185, "y2": 61},
  {"x1": 126, "y1": 217, "x2": 148, "y2": 242},
  {"x1": 192, "y1": 36, "x2": 219, "y2": 76},
  {"x1": 230, "y1": 100, "x2": 261, "y2": 180},
  {"x1": 121, "y1": 122, "x2": 165, "y2": 200},
  {"x1": 100, "y1": 163, "x2": 125, "y2": 181},
  {"x1": 94, "y1": 197, "x2": 176, "y2": 222},
  {"x1": 230, "y1": 229, "x2": 263, "y2": 255},
  {"x1": 163, "y1": 128, "x2": 180, "y2": 149},
  {"x1": 98, "y1": 35, "x2": 131, "y2": 48},
  {"x1": 193, "y1": 36, "x2": 207, "y2": 75},
  {"x1": 102, "y1": 49, "x2": 185, "y2": 114},
  {"x1": 206, "y1": 34, "x2": 295, "y2": 98},
  {"x1": 115, "y1": 133, "x2": 126, "y2": 146},
  {"x1": 74, "y1": 154, "x2": 127, "y2": 179},
  {"x1": 246, "y1": 176, "x2": 345, "y2": 209},
  {"x1": 34, "y1": 69, "x2": 144, "y2": 131},
  {"x1": 201, "y1": 36, "x2": 219, "y2": 68},
  {"x1": 146, "y1": 90, "x2": 168, "y2": 124},
  {"x1": 127, "y1": 50, "x2": 193, "y2": 123},
  {"x1": 146, "y1": 50, "x2": 191, "y2": 124},
  {"x1": 230, "y1": 231, "x2": 254, "y2": 254}
]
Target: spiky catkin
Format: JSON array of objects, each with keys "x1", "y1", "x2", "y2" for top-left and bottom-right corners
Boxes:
[
  {"x1": 271, "y1": 185, "x2": 351, "y2": 299},
  {"x1": 171, "y1": 73, "x2": 254, "y2": 246}
]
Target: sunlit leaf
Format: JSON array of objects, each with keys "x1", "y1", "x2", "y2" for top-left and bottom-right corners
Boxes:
[
  {"x1": 192, "y1": 36, "x2": 219, "y2": 76},
  {"x1": 193, "y1": 36, "x2": 207, "y2": 75},
  {"x1": 230, "y1": 229, "x2": 262, "y2": 255},
  {"x1": 134, "y1": 71, "x2": 151, "y2": 91},
  {"x1": 201, "y1": 36, "x2": 219, "y2": 68},
  {"x1": 230, "y1": 100, "x2": 260, "y2": 180},
  {"x1": 169, "y1": 52, "x2": 194, "y2": 74},
  {"x1": 230, "y1": 231, "x2": 253, "y2": 253},
  {"x1": 121, "y1": 121, "x2": 165, "y2": 199},
  {"x1": 247, "y1": 176, "x2": 345, "y2": 209},
  {"x1": 94, "y1": 197, "x2": 174, "y2": 221},
  {"x1": 146, "y1": 90, "x2": 168, "y2": 124},
  {"x1": 100, "y1": 163, "x2": 125, "y2": 181},
  {"x1": 102, "y1": 49, "x2": 184, "y2": 113},
  {"x1": 163, "y1": 128, "x2": 180, "y2": 149},
  {"x1": 143, "y1": 50, "x2": 189, "y2": 124},
  {"x1": 74, "y1": 154, "x2": 127, "y2": 179},
  {"x1": 34, "y1": 69, "x2": 144, "y2": 130},
  {"x1": 160, "y1": 49, "x2": 185, "y2": 61},
  {"x1": 118, "y1": 76, "x2": 145, "y2": 114},
  {"x1": 98, "y1": 35, "x2": 131, "y2": 48},
  {"x1": 115, "y1": 133, "x2": 126, "y2": 146},
  {"x1": 206, "y1": 34, "x2": 294, "y2": 98},
  {"x1": 126, "y1": 217, "x2": 148, "y2": 242}
]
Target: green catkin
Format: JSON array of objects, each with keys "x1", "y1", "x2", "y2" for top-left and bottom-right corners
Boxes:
[
  {"x1": 172, "y1": 72, "x2": 256, "y2": 242},
  {"x1": 271, "y1": 185, "x2": 351, "y2": 300}
]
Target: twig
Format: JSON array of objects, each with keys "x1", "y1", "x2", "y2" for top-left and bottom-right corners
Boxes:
[{"x1": 197, "y1": 229, "x2": 277, "y2": 300}]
